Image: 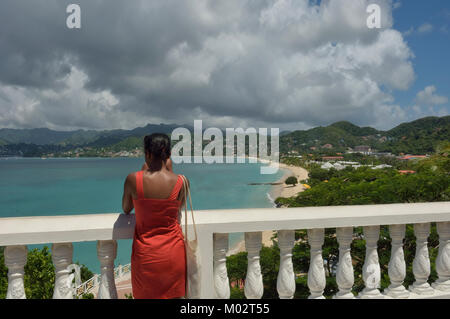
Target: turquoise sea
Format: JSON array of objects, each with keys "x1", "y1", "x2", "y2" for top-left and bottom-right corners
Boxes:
[{"x1": 0, "y1": 157, "x2": 284, "y2": 273}]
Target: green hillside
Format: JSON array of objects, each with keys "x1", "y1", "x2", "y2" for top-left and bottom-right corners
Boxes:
[
  {"x1": 280, "y1": 116, "x2": 450, "y2": 155},
  {"x1": 0, "y1": 128, "x2": 75, "y2": 145},
  {"x1": 107, "y1": 136, "x2": 143, "y2": 152},
  {"x1": 330, "y1": 121, "x2": 380, "y2": 136},
  {"x1": 0, "y1": 123, "x2": 187, "y2": 147},
  {"x1": 0, "y1": 116, "x2": 448, "y2": 157},
  {"x1": 379, "y1": 116, "x2": 450, "y2": 154},
  {"x1": 280, "y1": 123, "x2": 381, "y2": 154}
]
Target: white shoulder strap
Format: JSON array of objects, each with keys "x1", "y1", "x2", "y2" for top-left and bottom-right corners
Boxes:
[{"x1": 181, "y1": 175, "x2": 197, "y2": 241}]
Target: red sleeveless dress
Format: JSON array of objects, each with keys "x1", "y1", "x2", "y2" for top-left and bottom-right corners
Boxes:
[{"x1": 131, "y1": 171, "x2": 186, "y2": 299}]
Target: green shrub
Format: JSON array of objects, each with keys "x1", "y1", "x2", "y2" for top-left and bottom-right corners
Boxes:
[{"x1": 285, "y1": 176, "x2": 298, "y2": 186}]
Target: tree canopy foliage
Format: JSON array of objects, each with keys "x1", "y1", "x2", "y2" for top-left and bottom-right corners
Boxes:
[
  {"x1": 228, "y1": 143, "x2": 449, "y2": 299},
  {"x1": 285, "y1": 176, "x2": 298, "y2": 186}
]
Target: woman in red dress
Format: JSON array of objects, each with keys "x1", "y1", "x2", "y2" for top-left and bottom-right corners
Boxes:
[{"x1": 122, "y1": 133, "x2": 187, "y2": 299}]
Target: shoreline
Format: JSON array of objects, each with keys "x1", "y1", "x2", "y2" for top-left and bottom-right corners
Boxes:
[
  {"x1": 227, "y1": 161, "x2": 309, "y2": 256},
  {"x1": 271, "y1": 163, "x2": 309, "y2": 201}
]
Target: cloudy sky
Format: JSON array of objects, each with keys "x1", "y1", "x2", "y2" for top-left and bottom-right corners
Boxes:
[{"x1": 0, "y1": 0, "x2": 449, "y2": 132}]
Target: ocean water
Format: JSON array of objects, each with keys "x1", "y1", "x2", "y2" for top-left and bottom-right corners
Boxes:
[{"x1": 0, "y1": 157, "x2": 284, "y2": 273}]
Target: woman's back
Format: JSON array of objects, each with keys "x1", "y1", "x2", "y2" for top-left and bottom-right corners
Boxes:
[
  {"x1": 131, "y1": 171, "x2": 186, "y2": 299},
  {"x1": 122, "y1": 133, "x2": 187, "y2": 299},
  {"x1": 139, "y1": 169, "x2": 180, "y2": 200}
]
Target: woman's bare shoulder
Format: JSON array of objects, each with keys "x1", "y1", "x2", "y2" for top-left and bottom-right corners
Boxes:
[{"x1": 125, "y1": 172, "x2": 137, "y2": 188}]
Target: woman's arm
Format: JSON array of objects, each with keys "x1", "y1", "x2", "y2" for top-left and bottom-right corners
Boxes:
[{"x1": 122, "y1": 173, "x2": 135, "y2": 214}]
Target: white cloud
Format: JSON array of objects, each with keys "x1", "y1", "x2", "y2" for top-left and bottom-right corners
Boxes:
[
  {"x1": 0, "y1": 0, "x2": 417, "y2": 130},
  {"x1": 416, "y1": 86, "x2": 448, "y2": 106},
  {"x1": 404, "y1": 23, "x2": 434, "y2": 36},
  {"x1": 0, "y1": 67, "x2": 149, "y2": 131},
  {"x1": 417, "y1": 23, "x2": 433, "y2": 34},
  {"x1": 408, "y1": 86, "x2": 449, "y2": 121}
]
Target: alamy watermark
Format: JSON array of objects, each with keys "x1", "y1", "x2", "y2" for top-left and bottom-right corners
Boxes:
[
  {"x1": 66, "y1": 3, "x2": 382, "y2": 30},
  {"x1": 171, "y1": 120, "x2": 280, "y2": 175},
  {"x1": 66, "y1": 4, "x2": 81, "y2": 29},
  {"x1": 367, "y1": 4, "x2": 381, "y2": 29}
]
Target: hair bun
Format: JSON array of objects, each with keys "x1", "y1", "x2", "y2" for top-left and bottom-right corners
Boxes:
[{"x1": 144, "y1": 133, "x2": 171, "y2": 161}]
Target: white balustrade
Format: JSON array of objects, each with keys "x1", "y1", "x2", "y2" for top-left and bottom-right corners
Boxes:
[
  {"x1": 307, "y1": 228, "x2": 326, "y2": 299},
  {"x1": 97, "y1": 240, "x2": 118, "y2": 299},
  {"x1": 213, "y1": 233, "x2": 230, "y2": 299},
  {"x1": 52, "y1": 243, "x2": 75, "y2": 299},
  {"x1": 334, "y1": 227, "x2": 354, "y2": 299},
  {"x1": 410, "y1": 223, "x2": 434, "y2": 295},
  {"x1": 4, "y1": 245, "x2": 27, "y2": 299},
  {"x1": 1, "y1": 202, "x2": 450, "y2": 299},
  {"x1": 433, "y1": 222, "x2": 450, "y2": 291},
  {"x1": 276, "y1": 230, "x2": 296, "y2": 299},
  {"x1": 244, "y1": 232, "x2": 263, "y2": 299},
  {"x1": 358, "y1": 226, "x2": 383, "y2": 299},
  {"x1": 384, "y1": 224, "x2": 409, "y2": 298}
]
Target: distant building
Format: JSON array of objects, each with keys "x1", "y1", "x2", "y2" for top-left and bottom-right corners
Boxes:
[
  {"x1": 398, "y1": 155, "x2": 428, "y2": 161},
  {"x1": 322, "y1": 156, "x2": 344, "y2": 161},
  {"x1": 310, "y1": 146, "x2": 317, "y2": 151},
  {"x1": 372, "y1": 164, "x2": 393, "y2": 170},
  {"x1": 354, "y1": 145, "x2": 372, "y2": 154},
  {"x1": 372, "y1": 152, "x2": 393, "y2": 157},
  {"x1": 398, "y1": 170, "x2": 416, "y2": 175},
  {"x1": 321, "y1": 144, "x2": 333, "y2": 149}
]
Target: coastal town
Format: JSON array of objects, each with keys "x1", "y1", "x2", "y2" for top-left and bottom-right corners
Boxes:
[{"x1": 42, "y1": 147, "x2": 144, "y2": 159}]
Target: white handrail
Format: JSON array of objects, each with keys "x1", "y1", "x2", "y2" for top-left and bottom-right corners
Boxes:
[
  {"x1": 1, "y1": 202, "x2": 450, "y2": 246},
  {"x1": 2, "y1": 202, "x2": 450, "y2": 299}
]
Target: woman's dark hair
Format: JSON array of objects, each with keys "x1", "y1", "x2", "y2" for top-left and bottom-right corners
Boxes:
[{"x1": 144, "y1": 133, "x2": 171, "y2": 161}]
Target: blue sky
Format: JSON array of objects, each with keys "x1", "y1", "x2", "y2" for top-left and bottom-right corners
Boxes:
[{"x1": 392, "y1": 0, "x2": 450, "y2": 117}]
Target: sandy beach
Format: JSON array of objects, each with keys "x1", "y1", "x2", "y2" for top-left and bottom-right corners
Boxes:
[
  {"x1": 271, "y1": 163, "x2": 309, "y2": 200},
  {"x1": 227, "y1": 162, "x2": 309, "y2": 256}
]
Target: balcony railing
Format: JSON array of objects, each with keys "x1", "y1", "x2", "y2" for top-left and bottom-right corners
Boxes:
[{"x1": 1, "y1": 202, "x2": 450, "y2": 299}]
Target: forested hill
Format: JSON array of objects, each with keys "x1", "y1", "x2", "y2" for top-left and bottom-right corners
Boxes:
[
  {"x1": 280, "y1": 116, "x2": 450, "y2": 155},
  {"x1": 0, "y1": 116, "x2": 448, "y2": 157},
  {"x1": 0, "y1": 123, "x2": 186, "y2": 146}
]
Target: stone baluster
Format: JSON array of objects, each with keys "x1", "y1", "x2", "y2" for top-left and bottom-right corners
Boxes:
[
  {"x1": 358, "y1": 226, "x2": 383, "y2": 299},
  {"x1": 334, "y1": 227, "x2": 354, "y2": 299},
  {"x1": 244, "y1": 232, "x2": 263, "y2": 299},
  {"x1": 52, "y1": 243, "x2": 75, "y2": 299},
  {"x1": 4, "y1": 245, "x2": 27, "y2": 299},
  {"x1": 97, "y1": 240, "x2": 118, "y2": 299},
  {"x1": 409, "y1": 223, "x2": 434, "y2": 295},
  {"x1": 384, "y1": 224, "x2": 409, "y2": 298},
  {"x1": 276, "y1": 230, "x2": 296, "y2": 299},
  {"x1": 213, "y1": 233, "x2": 230, "y2": 299},
  {"x1": 433, "y1": 222, "x2": 450, "y2": 292},
  {"x1": 307, "y1": 228, "x2": 326, "y2": 299}
]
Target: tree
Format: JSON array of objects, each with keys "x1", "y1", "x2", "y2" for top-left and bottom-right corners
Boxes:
[
  {"x1": 227, "y1": 148, "x2": 447, "y2": 299},
  {"x1": 285, "y1": 176, "x2": 298, "y2": 186}
]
